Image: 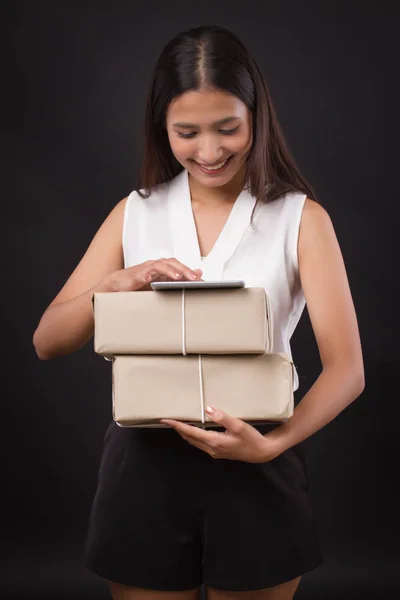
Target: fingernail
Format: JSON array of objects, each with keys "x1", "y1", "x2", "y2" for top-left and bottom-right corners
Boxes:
[
  {"x1": 205, "y1": 406, "x2": 214, "y2": 414},
  {"x1": 175, "y1": 273, "x2": 182, "y2": 278}
]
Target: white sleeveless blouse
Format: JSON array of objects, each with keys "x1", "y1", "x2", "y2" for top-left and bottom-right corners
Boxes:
[{"x1": 122, "y1": 168, "x2": 307, "y2": 391}]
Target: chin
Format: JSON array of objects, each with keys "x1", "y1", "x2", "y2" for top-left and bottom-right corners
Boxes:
[{"x1": 198, "y1": 175, "x2": 235, "y2": 187}]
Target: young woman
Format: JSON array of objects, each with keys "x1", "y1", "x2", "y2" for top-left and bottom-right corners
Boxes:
[{"x1": 33, "y1": 25, "x2": 365, "y2": 600}]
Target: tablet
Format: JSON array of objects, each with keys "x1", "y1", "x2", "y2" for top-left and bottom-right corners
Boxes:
[{"x1": 151, "y1": 280, "x2": 245, "y2": 291}]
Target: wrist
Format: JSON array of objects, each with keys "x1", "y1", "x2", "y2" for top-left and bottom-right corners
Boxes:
[
  {"x1": 96, "y1": 272, "x2": 118, "y2": 293},
  {"x1": 263, "y1": 423, "x2": 294, "y2": 458}
]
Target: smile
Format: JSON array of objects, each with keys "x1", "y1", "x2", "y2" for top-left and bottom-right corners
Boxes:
[{"x1": 194, "y1": 156, "x2": 233, "y2": 174}]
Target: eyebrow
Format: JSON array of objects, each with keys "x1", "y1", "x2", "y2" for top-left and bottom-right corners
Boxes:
[{"x1": 172, "y1": 116, "x2": 241, "y2": 128}]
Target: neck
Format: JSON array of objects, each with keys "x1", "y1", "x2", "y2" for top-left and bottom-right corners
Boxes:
[{"x1": 188, "y1": 162, "x2": 247, "y2": 206}]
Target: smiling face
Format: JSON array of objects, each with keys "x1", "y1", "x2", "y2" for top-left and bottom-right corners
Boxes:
[{"x1": 165, "y1": 88, "x2": 253, "y2": 189}]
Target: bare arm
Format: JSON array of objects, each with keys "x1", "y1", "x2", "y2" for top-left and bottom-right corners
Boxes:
[
  {"x1": 32, "y1": 197, "x2": 127, "y2": 360},
  {"x1": 33, "y1": 196, "x2": 203, "y2": 360},
  {"x1": 266, "y1": 198, "x2": 365, "y2": 452}
]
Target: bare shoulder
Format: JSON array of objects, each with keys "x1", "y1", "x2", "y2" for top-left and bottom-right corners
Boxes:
[
  {"x1": 298, "y1": 197, "x2": 334, "y2": 252},
  {"x1": 48, "y1": 195, "x2": 129, "y2": 307},
  {"x1": 297, "y1": 197, "x2": 364, "y2": 381}
]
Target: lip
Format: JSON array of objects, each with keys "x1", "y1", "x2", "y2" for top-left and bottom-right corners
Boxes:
[{"x1": 194, "y1": 155, "x2": 233, "y2": 174}]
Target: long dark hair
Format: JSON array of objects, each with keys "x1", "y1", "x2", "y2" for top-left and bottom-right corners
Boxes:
[{"x1": 137, "y1": 25, "x2": 317, "y2": 205}]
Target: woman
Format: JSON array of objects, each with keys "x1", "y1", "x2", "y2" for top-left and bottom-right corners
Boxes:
[{"x1": 33, "y1": 25, "x2": 365, "y2": 600}]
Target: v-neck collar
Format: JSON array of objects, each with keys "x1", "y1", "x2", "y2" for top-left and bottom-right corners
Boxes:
[{"x1": 167, "y1": 168, "x2": 257, "y2": 280}]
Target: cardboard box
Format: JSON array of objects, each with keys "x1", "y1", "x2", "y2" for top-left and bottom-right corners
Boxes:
[
  {"x1": 111, "y1": 352, "x2": 294, "y2": 428},
  {"x1": 93, "y1": 287, "x2": 273, "y2": 356}
]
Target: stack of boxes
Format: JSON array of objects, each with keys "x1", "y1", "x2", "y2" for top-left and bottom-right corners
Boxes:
[{"x1": 92, "y1": 287, "x2": 295, "y2": 428}]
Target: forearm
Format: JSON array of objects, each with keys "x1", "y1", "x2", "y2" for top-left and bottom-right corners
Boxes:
[
  {"x1": 265, "y1": 363, "x2": 365, "y2": 453},
  {"x1": 33, "y1": 278, "x2": 113, "y2": 360}
]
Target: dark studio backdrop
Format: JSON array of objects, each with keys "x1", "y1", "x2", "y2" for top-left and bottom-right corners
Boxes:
[{"x1": 1, "y1": 1, "x2": 398, "y2": 599}]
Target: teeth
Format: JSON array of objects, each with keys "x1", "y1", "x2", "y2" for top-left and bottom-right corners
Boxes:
[{"x1": 198, "y1": 158, "x2": 229, "y2": 171}]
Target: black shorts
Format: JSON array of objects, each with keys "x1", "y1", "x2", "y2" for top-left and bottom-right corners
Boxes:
[{"x1": 83, "y1": 420, "x2": 323, "y2": 592}]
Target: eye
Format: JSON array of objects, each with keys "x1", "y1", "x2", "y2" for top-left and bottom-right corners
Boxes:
[
  {"x1": 220, "y1": 127, "x2": 239, "y2": 135},
  {"x1": 177, "y1": 126, "x2": 239, "y2": 139}
]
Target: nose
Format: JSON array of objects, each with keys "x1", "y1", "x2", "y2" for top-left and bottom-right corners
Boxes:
[{"x1": 196, "y1": 137, "x2": 224, "y2": 165}]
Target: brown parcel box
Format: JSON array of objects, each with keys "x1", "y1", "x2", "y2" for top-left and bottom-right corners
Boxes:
[
  {"x1": 111, "y1": 353, "x2": 294, "y2": 428},
  {"x1": 93, "y1": 287, "x2": 273, "y2": 356}
]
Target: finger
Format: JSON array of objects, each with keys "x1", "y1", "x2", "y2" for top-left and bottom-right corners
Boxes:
[
  {"x1": 128, "y1": 268, "x2": 157, "y2": 290},
  {"x1": 143, "y1": 263, "x2": 193, "y2": 282},
  {"x1": 179, "y1": 434, "x2": 218, "y2": 457},
  {"x1": 204, "y1": 406, "x2": 248, "y2": 436},
  {"x1": 160, "y1": 419, "x2": 211, "y2": 450},
  {"x1": 180, "y1": 432, "x2": 221, "y2": 458},
  {"x1": 122, "y1": 262, "x2": 164, "y2": 290},
  {"x1": 161, "y1": 419, "x2": 224, "y2": 445},
  {"x1": 128, "y1": 259, "x2": 203, "y2": 285},
  {"x1": 160, "y1": 258, "x2": 203, "y2": 281},
  {"x1": 144, "y1": 261, "x2": 185, "y2": 281}
]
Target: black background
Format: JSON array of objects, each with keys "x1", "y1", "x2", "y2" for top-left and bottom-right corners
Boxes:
[{"x1": 1, "y1": 1, "x2": 398, "y2": 598}]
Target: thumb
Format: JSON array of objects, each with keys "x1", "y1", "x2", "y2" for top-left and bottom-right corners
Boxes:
[
  {"x1": 193, "y1": 268, "x2": 204, "y2": 281},
  {"x1": 205, "y1": 406, "x2": 245, "y2": 435}
]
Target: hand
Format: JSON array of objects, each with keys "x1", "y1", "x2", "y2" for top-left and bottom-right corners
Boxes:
[
  {"x1": 160, "y1": 406, "x2": 282, "y2": 463},
  {"x1": 104, "y1": 258, "x2": 203, "y2": 292}
]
